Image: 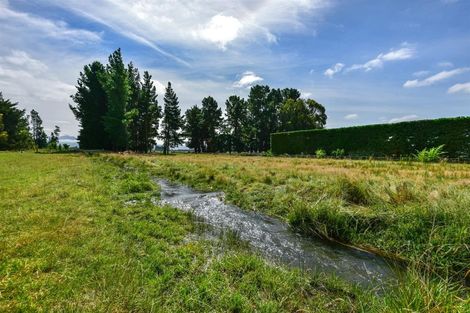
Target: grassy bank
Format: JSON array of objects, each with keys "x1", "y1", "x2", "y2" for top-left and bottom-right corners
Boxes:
[
  {"x1": 122, "y1": 153, "x2": 470, "y2": 282},
  {"x1": 1, "y1": 152, "x2": 362, "y2": 312}
]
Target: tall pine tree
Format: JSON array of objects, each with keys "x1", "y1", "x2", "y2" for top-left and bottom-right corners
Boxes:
[
  {"x1": 225, "y1": 95, "x2": 248, "y2": 153},
  {"x1": 184, "y1": 105, "x2": 204, "y2": 153},
  {"x1": 70, "y1": 61, "x2": 109, "y2": 149},
  {"x1": 100, "y1": 49, "x2": 130, "y2": 151},
  {"x1": 126, "y1": 62, "x2": 141, "y2": 151},
  {"x1": 137, "y1": 71, "x2": 161, "y2": 152},
  {"x1": 159, "y1": 82, "x2": 183, "y2": 154},
  {"x1": 201, "y1": 96, "x2": 222, "y2": 152}
]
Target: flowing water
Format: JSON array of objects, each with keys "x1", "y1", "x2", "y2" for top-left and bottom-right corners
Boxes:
[{"x1": 156, "y1": 179, "x2": 400, "y2": 289}]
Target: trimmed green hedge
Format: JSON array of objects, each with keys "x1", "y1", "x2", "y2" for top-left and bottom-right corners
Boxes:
[{"x1": 271, "y1": 117, "x2": 470, "y2": 158}]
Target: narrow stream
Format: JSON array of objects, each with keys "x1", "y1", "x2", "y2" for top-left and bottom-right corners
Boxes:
[{"x1": 156, "y1": 179, "x2": 400, "y2": 289}]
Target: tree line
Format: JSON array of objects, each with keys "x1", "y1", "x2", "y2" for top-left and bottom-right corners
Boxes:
[
  {"x1": 71, "y1": 49, "x2": 327, "y2": 153},
  {"x1": 0, "y1": 92, "x2": 62, "y2": 151}
]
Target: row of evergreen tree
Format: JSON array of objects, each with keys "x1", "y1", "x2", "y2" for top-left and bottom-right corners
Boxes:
[
  {"x1": 71, "y1": 49, "x2": 327, "y2": 153},
  {"x1": 0, "y1": 92, "x2": 61, "y2": 151}
]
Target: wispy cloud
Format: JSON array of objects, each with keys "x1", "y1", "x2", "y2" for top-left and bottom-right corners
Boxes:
[
  {"x1": 324, "y1": 63, "x2": 344, "y2": 78},
  {"x1": 448, "y1": 82, "x2": 470, "y2": 94},
  {"x1": 403, "y1": 67, "x2": 470, "y2": 88},
  {"x1": 413, "y1": 70, "x2": 430, "y2": 77},
  {"x1": 348, "y1": 44, "x2": 415, "y2": 72},
  {"x1": 0, "y1": 3, "x2": 101, "y2": 43},
  {"x1": 233, "y1": 71, "x2": 263, "y2": 88},
  {"x1": 43, "y1": 0, "x2": 332, "y2": 59},
  {"x1": 438, "y1": 61, "x2": 453, "y2": 68},
  {"x1": 344, "y1": 113, "x2": 358, "y2": 120},
  {"x1": 389, "y1": 114, "x2": 418, "y2": 123}
]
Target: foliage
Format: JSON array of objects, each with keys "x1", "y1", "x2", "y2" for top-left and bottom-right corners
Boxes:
[
  {"x1": 159, "y1": 82, "x2": 183, "y2": 154},
  {"x1": 100, "y1": 48, "x2": 130, "y2": 151},
  {"x1": 271, "y1": 117, "x2": 470, "y2": 158},
  {"x1": 0, "y1": 92, "x2": 32, "y2": 150},
  {"x1": 315, "y1": 148, "x2": 326, "y2": 158},
  {"x1": 126, "y1": 62, "x2": 141, "y2": 151},
  {"x1": 414, "y1": 145, "x2": 446, "y2": 163},
  {"x1": 29, "y1": 109, "x2": 48, "y2": 149},
  {"x1": 70, "y1": 61, "x2": 110, "y2": 149},
  {"x1": 184, "y1": 105, "x2": 204, "y2": 153},
  {"x1": 135, "y1": 71, "x2": 161, "y2": 152},
  {"x1": 201, "y1": 96, "x2": 222, "y2": 152},
  {"x1": 225, "y1": 95, "x2": 248, "y2": 153},
  {"x1": 47, "y1": 125, "x2": 61, "y2": 150},
  {"x1": 0, "y1": 113, "x2": 7, "y2": 146},
  {"x1": 332, "y1": 148, "x2": 345, "y2": 158}
]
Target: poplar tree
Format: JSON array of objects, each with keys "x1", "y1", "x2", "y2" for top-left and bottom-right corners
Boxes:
[
  {"x1": 30, "y1": 109, "x2": 48, "y2": 149},
  {"x1": 159, "y1": 82, "x2": 183, "y2": 154},
  {"x1": 100, "y1": 49, "x2": 130, "y2": 151}
]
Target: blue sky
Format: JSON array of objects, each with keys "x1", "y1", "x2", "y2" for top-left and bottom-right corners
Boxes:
[{"x1": 0, "y1": 0, "x2": 469, "y2": 136}]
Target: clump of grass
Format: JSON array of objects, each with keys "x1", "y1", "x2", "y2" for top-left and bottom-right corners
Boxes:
[
  {"x1": 366, "y1": 268, "x2": 470, "y2": 312},
  {"x1": 414, "y1": 145, "x2": 446, "y2": 163},
  {"x1": 386, "y1": 182, "x2": 416, "y2": 205},
  {"x1": 337, "y1": 177, "x2": 370, "y2": 205}
]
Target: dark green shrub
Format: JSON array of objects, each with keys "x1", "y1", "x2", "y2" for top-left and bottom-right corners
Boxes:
[{"x1": 271, "y1": 117, "x2": 470, "y2": 158}]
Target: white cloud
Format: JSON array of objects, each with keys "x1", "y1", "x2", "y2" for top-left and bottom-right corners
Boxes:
[
  {"x1": 324, "y1": 63, "x2": 344, "y2": 78},
  {"x1": 1, "y1": 50, "x2": 48, "y2": 74},
  {"x1": 438, "y1": 61, "x2": 453, "y2": 68},
  {"x1": 348, "y1": 44, "x2": 415, "y2": 72},
  {"x1": 448, "y1": 82, "x2": 470, "y2": 94},
  {"x1": 301, "y1": 91, "x2": 312, "y2": 98},
  {"x1": 344, "y1": 113, "x2": 358, "y2": 120},
  {"x1": 413, "y1": 70, "x2": 430, "y2": 77},
  {"x1": 152, "y1": 79, "x2": 167, "y2": 96},
  {"x1": 388, "y1": 114, "x2": 419, "y2": 123},
  {"x1": 233, "y1": 71, "x2": 263, "y2": 88},
  {"x1": 42, "y1": 0, "x2": 331, "y2": 55},
  {"x1": 195, "y1": 14, "x2": 243, "y2": 50},
  {"x1": 403, "y1": 67, "x2": 470, "y2": 88}
]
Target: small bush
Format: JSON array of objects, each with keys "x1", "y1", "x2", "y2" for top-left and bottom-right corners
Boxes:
[
  {"x1": 315, "y1": 149, "x2": 326, "y2": 158},
  {"x1": 331, "y1": 148, "x2": 345, "y2": 158},
  {"x1": 414, "y1": 145, "x2": 445, "y2": 163}
]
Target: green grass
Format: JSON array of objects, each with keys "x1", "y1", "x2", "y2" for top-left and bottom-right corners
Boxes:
[
  {"x1": 1, "y1": 152, "x2": 468, "y2": 312},
  {"x1": 1, "y1": 152, "x2": 363, "y2": 312},
  {"x1": 120, "y1": 154, "x2": 470, "y2": 282}
]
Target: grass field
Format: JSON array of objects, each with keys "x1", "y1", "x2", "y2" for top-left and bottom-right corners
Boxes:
[
  {"x1": 122, "y1": 153, "x2": 470, "y2": 281},
  {"x1": 1, "y1": 152, "x2": 468, "y2": 312}
]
